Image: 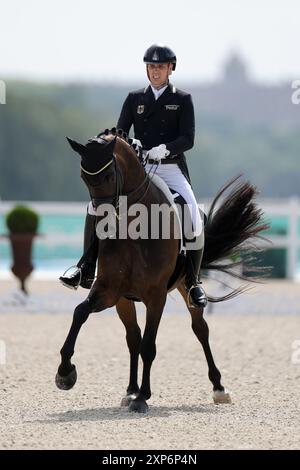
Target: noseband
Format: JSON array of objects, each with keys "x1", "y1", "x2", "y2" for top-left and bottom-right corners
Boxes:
[
  {"x1": 80, "y1": 158, "x2": 113, "y2": 176},
  {"x1": 81, "y1": 151, "x2": 151, "y2": 217},
  {"x1": 81, "y1": 154, "x2": 124, "y2": 211}
]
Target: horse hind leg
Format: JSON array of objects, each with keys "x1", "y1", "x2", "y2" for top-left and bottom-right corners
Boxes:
[
  {"x1": 116, "y1": 297, "x2": 141, "y2": 407},
  {"x1": 128, "y1": 289, "x2": 167, "y2": 413},
  {"x1": 178, "y1": 282, "x2": 232, "y2": 404}
]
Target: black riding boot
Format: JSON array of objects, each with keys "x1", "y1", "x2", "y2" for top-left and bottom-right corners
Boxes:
[
  {"x1": 59, "y1": 213, "x2": 98, "y2": 290},
  {"x1": 185, "y1": 244, "x2": 207, "y2": 308}
]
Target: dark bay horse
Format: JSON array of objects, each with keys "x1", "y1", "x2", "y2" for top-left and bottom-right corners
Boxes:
[{"x1": 55, "y1": 129, "x2": 268, "y2": 413}]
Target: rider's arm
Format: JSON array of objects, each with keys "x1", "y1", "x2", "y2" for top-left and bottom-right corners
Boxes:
[
  {"x1": 165, "y1": 94, "x2": 195, "y2": 157},
  {"x1": 117, "y1": 93, "x2": 133, "y2": 134}
]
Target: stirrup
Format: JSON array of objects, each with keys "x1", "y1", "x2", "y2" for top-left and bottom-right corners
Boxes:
[
  {"x1": 59, "y1": 265, "x2": 82, "y2": 290},
  {"x1": 186, "y1": 283, "x2": 207, "y2": 309}
]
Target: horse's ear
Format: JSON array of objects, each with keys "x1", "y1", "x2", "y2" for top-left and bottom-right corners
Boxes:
[{"x1": 66, "y1": 137, "x2": 86, "y2": 155}]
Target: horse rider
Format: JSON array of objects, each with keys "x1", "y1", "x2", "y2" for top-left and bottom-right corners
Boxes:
[{"x1": 60, "y1": 44, "x2": 207, "y2": 308}]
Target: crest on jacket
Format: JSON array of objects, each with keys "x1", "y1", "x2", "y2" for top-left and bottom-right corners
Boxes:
[
  {"x1": 165, "y1": 104, "x2": 180, "y2": 111},
  {"x1": 137, "y1": 105, "x2": 144, "y2": 114}
]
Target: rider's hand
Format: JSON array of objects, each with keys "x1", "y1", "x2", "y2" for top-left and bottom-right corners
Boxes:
[
  {"x1": 147, "y1": 144, "x2": 170, "y2": 161},
  {"x1": 131, "y1": 138, "x2": 142, "y2": 147},
  {"x1": 129, "y1": 138, "x2": 142, "y2": 154}
]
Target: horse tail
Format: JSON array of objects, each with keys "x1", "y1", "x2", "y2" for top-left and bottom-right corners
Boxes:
[{"x1": 202, "y1": 175, "x2": 270, "y2": 303}]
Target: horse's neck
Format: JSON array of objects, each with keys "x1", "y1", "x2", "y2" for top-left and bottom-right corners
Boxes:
[{"x1": 116, "y1": 142, "x2": 145, "y2": 194}]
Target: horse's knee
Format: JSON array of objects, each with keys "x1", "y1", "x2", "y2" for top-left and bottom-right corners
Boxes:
[
  {"x1": 126, "y1": 324, "x2": 141, "y2": 348},
  {"x1": 141, "y1": 341, "x2": 156, "y2": 364},
  {"x1": 74, "y1": 299, "x2": 92, "y2": 323}
]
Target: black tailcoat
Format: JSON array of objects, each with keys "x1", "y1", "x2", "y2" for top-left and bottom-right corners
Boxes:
[{"x1": 117, "y1": 83, "x2": 195, "y2": 183}]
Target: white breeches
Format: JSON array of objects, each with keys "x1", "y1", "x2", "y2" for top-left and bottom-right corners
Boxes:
[{"x1": 145, "y1": 162, "x2": 203, "y2": 238}]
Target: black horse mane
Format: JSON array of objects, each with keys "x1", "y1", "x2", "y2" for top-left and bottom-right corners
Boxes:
[{"x1": 97, "y1": 127, "x2": 142, "y2": 155}]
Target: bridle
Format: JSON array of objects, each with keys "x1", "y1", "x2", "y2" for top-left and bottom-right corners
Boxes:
[
  {"x1": 80, "y1": 149, "x2": 151, "y2": 219},
  {"x1": 80, "y1": 158, "x2": 113, "y2": 176}
]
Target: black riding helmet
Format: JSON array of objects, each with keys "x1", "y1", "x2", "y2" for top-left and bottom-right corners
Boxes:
[{"x1": 143, "y1": 44, "x2": 177, "y2": 70}]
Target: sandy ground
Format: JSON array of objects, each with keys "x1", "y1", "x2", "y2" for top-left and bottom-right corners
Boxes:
[{"x1": 0, "y1": 279, "x2": 300, "y2": 450}]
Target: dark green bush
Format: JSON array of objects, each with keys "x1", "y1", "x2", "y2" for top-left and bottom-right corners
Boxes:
[{"x1": 6, "y1": 205, "x2": 39, "y2": 234}]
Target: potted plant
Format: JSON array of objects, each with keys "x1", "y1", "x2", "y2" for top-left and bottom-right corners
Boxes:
[{"x1": 5, "y1": 205, "x2": 39, "y2": 294}]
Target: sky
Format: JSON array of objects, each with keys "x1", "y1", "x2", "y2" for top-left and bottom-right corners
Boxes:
[{"x1": 0, "y1": 0, "x2": 299, "y2": 84}]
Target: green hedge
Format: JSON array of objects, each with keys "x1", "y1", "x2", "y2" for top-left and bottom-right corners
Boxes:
[{"x1": 6, "y1": 205, "x2": 39, "y2": 234}]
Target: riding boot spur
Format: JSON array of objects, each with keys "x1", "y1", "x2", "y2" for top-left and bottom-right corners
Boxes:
[
  {"x1": 185, "y1": 232, "x2": 208, "y2": 308},
  {"x1": 59, "y1": 212, "x2": 98, "y2": 290}
]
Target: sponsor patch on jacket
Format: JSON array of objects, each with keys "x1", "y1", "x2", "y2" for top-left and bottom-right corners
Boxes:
[
  {"x1": 137, "y1": 105, "x2": 144, "y2": 114},
  {"x1": 165, "y1": 105, "x2": 180, "y2": 110}
]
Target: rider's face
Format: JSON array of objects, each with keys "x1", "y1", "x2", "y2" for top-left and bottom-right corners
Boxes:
[{"x1": 147, "y1": 63, "x2": 172, "y2": 88}]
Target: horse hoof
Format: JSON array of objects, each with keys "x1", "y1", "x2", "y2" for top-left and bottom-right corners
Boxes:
[
  {"x1": 120, "y1": 393, "x2": 138, "y2": 407},
  {"x1": 55, "y1": 366, "x2": 77, "y2": 390},
  {"x1": 128, "y1": 399, "x2": 149, "y2": 414},
  {"x1": 213, "y1": 389, "x2": 232, "y2": 404}
]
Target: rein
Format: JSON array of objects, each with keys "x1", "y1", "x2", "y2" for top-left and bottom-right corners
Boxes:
[{"x1": 81, "y1": 152, "x2": 152, "y2": 219}]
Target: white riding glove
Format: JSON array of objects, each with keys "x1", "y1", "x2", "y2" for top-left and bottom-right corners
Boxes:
[
  {"x1": 131, "y1": 138, "x2": 142, "y2": 148},
  {"x1": 147, "y1": 144, "x2": 170, "y2": 162},
  {"x1": 130, "y1": 138, "x2": 142, "y2": 155}
]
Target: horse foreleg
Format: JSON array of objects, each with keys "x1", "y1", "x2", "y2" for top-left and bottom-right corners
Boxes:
[
  {"x1": 178, "y1": 282, "x2": 232, "y2": 404},
  {"x1": 116, "y1": 297, "x2": 141, "y2": 406},
  {"x1": 129, "y1": 290, "x2": 167, "y2": 413},
  {"x1": 55, "y1": 298, "x2": 92, "y2": 390},
  {"x1": 55, "y1": 282, "x2": 119, "y2": 391}
]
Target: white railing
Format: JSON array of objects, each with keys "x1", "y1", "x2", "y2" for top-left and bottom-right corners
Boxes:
[
  {"x1": 259, "y1": 197, "x2": 300, "y2": 280},
  {"x1": 1, "y1": 198, "x2": 300, "y2": 279},
  {"x1": 201, "y1": 197, "x2": 300, "y2": 280}
]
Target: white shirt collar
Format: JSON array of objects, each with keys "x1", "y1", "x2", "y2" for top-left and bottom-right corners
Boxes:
[{"x1": 150, "y1": 84, "x2": 168, "y2": 100}]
